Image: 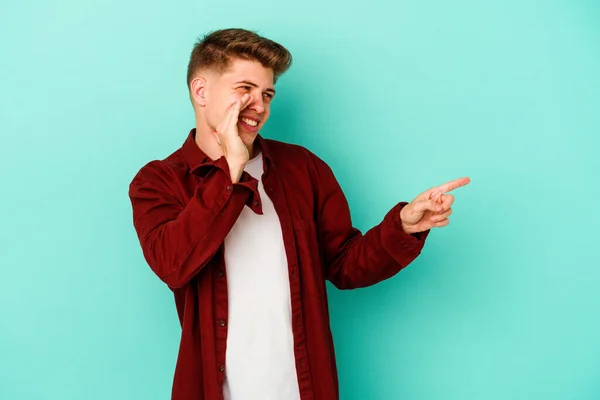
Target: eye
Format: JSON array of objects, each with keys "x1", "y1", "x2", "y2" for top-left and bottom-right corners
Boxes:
[
  {"x1": 263, "y1": 93, "x2": 274, "y2": 101},
  {"x1": 237, "y1": 86, "x2": 252, "y2": 92}
]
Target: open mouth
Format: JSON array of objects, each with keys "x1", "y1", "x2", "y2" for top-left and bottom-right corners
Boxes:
[
  {"x1": 238, "y1": 116, "x2": 261, "y2": 132},
  {"x1": 240, "y1": 117, "x2": 258, "y2": 127}
]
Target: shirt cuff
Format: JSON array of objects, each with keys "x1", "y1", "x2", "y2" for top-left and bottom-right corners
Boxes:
[{"x1": 192, "y1": 156, "x2": 262, "y2": 213}]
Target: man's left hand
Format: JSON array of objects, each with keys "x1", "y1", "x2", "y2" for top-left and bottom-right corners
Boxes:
[{"x1": 400, "y1": 177, "x2": 471, "y2": 234}]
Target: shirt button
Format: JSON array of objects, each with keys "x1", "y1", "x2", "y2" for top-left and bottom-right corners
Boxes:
[
  {"x1": 218, "y1": 270, "x2": 225, "y2": 278},
  {"x1": 226, "y1": 185, "x2": 232, "y2": 191},
  {"x1": 218, "y1": 319, "x2": 226, "y2": 327},
  {"x1": 254, "y1": 201, "x2": 260, "y2": 207},
  {"x1": 219, "y1": 365, "x2": 225, "y2": 372}
]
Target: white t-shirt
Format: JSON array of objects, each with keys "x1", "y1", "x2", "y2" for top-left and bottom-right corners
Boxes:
[{"x1": 222, "y1": 152, "x2": 300, "y2": 400}]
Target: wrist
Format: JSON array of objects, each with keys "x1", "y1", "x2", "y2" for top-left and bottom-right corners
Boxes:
[
  {"x1": 227, "y1": 158, "x2": 246, "y2": 183},
  {"x1": 401, "y1": 221, "x2": 415, "y2": 235}
]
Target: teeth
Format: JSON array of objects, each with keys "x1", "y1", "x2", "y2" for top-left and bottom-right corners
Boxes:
[{"x1": 241, "y1": 118, "x2": 258, "y2": 127}]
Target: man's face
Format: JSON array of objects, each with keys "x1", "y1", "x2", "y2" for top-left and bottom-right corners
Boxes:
[{"x1": 203, "y1": 59, "x2": 275, "y2": 147}]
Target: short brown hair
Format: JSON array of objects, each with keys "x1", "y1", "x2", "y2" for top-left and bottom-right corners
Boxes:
[{"x1": 186, "y1": 28, "x2": 293, "y2": 89}]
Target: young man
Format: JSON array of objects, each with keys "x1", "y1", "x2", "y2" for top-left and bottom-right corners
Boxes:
[{"x1": 129, "y1": 28, "x2": 470, "y2": 400}]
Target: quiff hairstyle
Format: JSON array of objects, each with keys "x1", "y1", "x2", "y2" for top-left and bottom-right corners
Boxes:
[{"x1": 186, "y1": 28, "x2": 293, "y2": 89}]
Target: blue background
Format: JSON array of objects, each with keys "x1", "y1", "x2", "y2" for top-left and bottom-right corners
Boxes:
[{"x1": 1, "y1": 0, "x2": 599, "y2": 399}]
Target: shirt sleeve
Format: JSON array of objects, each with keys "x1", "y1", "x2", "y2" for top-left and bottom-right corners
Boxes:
[
  {"x1": 128, "y1": 156, "x2": 260, "y2": 289},
  {"x1": 312, "y1": 156, "x2": 429, "y2": 290}
]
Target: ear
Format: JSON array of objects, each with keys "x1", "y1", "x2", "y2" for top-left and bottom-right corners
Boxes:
[{"x1": 190, "y1": 76, "x2": 208, "y2": 107}]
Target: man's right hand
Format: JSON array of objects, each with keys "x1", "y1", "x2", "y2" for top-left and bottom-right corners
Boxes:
[{"x1": 215, "y1": 93, "x2": 252, "y2": 183}]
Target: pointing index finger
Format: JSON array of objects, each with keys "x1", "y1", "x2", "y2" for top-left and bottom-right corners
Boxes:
[{"x1": 436, "y1": 177, "x2": 471, "y2": 194}]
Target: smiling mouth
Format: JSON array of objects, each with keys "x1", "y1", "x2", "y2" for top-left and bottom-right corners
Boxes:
[
  {"x1": 239, "y1": 117, "x2": 259, "y2": 127},
  {"x1": 240, "y1": 118, "x2": 258, "y2": 127}
]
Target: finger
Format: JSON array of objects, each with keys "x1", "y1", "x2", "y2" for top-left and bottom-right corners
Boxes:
[
  {"x1": 415, "y1": 187, "x2": 440, "y2": 202},
  {"x1": 425, "y1": 190, "x2": 437, "y2": 200},
  {"x1": 224, "y1": 94, "x2": 247, "y2": 120},
  {"x1": 239, "y1": 93, "x2": 251, "y2": 109},
  {"x1": 230, "y1": 97, "x2": 243, "y2": 124},
  {"x1": 236, "y1": 93, "x2": 250, "y2": 110},
  {"x1": 430, "y1": 207, "x2": 452, "y2": 222},
  {"x1": 438, "y1": 194, "x2": 455, "y2": 211},
  {"x1": 433, "y1": 218, "x2": 450, "y2": 228},
  {"x1": 429, "y1": 190, "x2": 443, "y2": 202},
  {"x1": 222, "y1": 96, "x2": 245, "y2": 136},
  {"x1": 427, "y1": 190, "x2": 447, "y2": 205},
  {"x1": 240, "y1": 93, "x2": 252, "y2": 111},
  {"x1": 217, "y1": 99, "x2": 238, "y2": 134},
  {"x1": 230, "y1": 94, "x2": 251, "y2": 128},
  {"x1": 435, "y1": 177, "x2": 471, "y2": 194},
  {"x1": 225, "y1": 96, "x2": 242, "y2": 118},
  {"x1": 412, "y1": 199, "x2": 444, "y2": 214}
]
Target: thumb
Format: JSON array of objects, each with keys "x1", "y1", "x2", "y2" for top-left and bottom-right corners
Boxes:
[{"x1": 412, "y1": 199, "x2": 443, "y2": 214}]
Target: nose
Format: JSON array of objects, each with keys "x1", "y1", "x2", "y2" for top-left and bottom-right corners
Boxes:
[{"x1": 248, "y1": 93, "x2": 265, "y2": 114}]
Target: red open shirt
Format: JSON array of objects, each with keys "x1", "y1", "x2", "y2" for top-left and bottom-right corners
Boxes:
[{"x1": 128, "y1": 129, "x2": 429, "y2": 399}]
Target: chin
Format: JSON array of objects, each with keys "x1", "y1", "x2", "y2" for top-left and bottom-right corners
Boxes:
[{"x1": 239, "y1": 131, "x2": 259, "y2": 145}]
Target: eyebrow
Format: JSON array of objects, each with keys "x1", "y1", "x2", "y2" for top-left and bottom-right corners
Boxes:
[{"x1": 235, "y1": 80, "x2": 276, "y2": 95}]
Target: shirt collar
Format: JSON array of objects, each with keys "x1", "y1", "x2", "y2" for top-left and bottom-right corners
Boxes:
[{"x1": 181, "y1": 128, "x2": 275, "y2": 174}]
